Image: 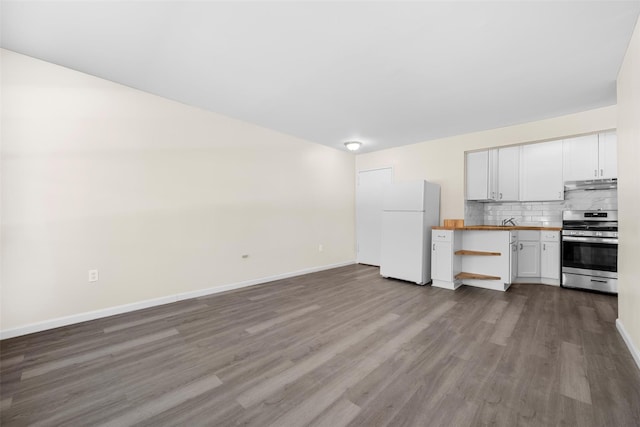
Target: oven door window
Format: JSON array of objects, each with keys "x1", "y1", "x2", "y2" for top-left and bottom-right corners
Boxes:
[{"x1": 562, "y1": 240, "x2": 617, "y2": 272}]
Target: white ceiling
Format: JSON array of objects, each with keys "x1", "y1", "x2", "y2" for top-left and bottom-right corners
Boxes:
[{"x1": 2, "y1": 1, "x2": 640, "y2": 153}]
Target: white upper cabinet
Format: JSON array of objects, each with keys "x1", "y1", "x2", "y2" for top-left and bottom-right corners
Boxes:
[
  {"x1": 467, "y1": 130, "x2": 615, "y2": 203},
  {"x1": 562, "y1": 134, "x2": 599, "y2": 181},
  {"x1": 563, "y1": 131, "x2": 617, "y2": 181},
  {"x1": 497, "y1": 146, "x2": 520, "y2": 201},
  {"x1": 598, "y1": 131, "x2": 617, "y2": 179},
  {"x1": 465, "y1": 150, "x2": 488, "y2": 200},
  {"x1": 466, "y1": 150, "x2": 497, "y2": 200},
  {"x1": 466, "y1": 147, "x2": 518, "y2": 201},
  {"x1": 519, "y1": 140, "x2": 564, "y2": 201}
]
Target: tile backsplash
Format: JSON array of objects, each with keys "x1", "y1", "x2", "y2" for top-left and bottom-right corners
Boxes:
[
  {"x1": 464, "y1": 188, "x2": 617, "y2": 227},
  {"x1": 464, "y1": 200, "x2": 485, "y2": 225}
]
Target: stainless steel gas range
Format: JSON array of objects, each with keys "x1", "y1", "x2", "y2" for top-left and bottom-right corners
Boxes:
[{"x1": 562, "y1": 210, "x2": 618, "y2": 294}]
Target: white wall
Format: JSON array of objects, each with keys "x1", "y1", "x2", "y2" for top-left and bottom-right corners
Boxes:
[
  {"x1": 356, "y1": 106, "x2": 616, "y2": 221},
  {"x1": 1, "y1": 50, "x2": 355, "y2": 333},
  {"x1": 617, "y1": 16, "x2": 640, "y2": 366}
]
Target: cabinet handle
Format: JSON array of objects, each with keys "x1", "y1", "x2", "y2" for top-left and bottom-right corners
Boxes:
[
  {"x1": 558, "y1": 191, "x2": 561, "y2": 199},
  {"x1": 600, "y1": 169, "x2": 603, "y2": 176},
  {"x1": 433, "y1": 243, "x2": 436, "y2": 251},
  {"x1": 594, "y1": 169, "x2": 597, "y2": 177},
  {"x1": 519, "y1": 243, "x2": 523, "y2": 250},
  {"x1": 543, "y1": 243, "x2": 546, "y2": 251},
  {"x1": 499, "y1": 192, "x2": 503, "y2": 199}
]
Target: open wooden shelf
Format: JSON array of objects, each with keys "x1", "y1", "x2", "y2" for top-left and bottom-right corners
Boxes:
[
  {"x1": 455, "y1": 272, "x2": 501, "y2": 281},
  {"x1": 454, "y1": 250, "x2": 501, "y2": 256}
]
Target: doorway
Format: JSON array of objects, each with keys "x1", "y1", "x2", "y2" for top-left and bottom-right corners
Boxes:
[{"x1": 356, "y1": 168, "x2": 393, "y2": 266}]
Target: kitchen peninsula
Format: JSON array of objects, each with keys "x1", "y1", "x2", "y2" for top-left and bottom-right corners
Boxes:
[{"x1": 431, "y1": 225, "x2": 562, "y2": 291}]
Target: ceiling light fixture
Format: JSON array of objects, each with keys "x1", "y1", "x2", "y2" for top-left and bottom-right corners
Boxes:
[{"x1": 344, "y1": 141, "x2": 362, "y2": 151}]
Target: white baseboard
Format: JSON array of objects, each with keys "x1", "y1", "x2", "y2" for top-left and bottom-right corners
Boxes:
[
  {"x1": 461, "y1": 279, "x2": 510, "y2": 292},
  {"x1": 512, "y1": 278, "x2": 560, "y2": 286},
  {"x1": 0, "y1": 260, "x2": 356, "y2": 340},
  {"x1": 616, "y1": 318, "x2": 640, "y2": 372}
]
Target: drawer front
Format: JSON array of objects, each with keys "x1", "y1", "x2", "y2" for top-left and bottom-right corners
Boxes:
[
  {"x1": 432, "y1": 230, "x2": 453, "y2": 242},
  {"x1": 541, "y1": 231, "x2": 559, "y2": 242},
  {"x1": 518, "y1": 230, "x2": 540, "y2": 241}
]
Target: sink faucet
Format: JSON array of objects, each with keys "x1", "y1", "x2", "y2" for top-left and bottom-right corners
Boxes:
[{"x1": 502, "y1": 217, "x2": 517, "y2": 226}]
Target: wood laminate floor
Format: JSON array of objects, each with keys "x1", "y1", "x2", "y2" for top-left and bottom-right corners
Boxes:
[{"x1": 1, "y1": 264, "x2": 639, "y2": 426}]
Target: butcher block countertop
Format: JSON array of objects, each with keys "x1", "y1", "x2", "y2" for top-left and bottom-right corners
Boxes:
[{"x1": 432, "y1": 225, "x2": 562, "y2": 231}]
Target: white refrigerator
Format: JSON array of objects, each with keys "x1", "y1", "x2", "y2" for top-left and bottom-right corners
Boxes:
[{"x1": 380, "y1": 180, "x2": 441, "y2": 285}]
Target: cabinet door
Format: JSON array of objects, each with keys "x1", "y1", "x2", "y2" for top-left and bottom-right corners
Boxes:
[
  {"x1": 510, "y1": 242, "x2": 518, "y2": 283},
  {"x1": 517, "y1": 241, "x2": 540, "y2": 277},
  {"x1": 466, "y1": 151, "x2": 490, "y2": 200},
  {"x1": 541, "y1": 241, "x2": 560, "y2": 280},
  {"x1": 520, "y1": 140, "x2": 564, "y2": 201},
  {"x1": 562, "y1": 135, "x2": 599, "y2": 181},
  {"x1": 497, "y1": 146, "x2": 519, "y2": 201},
  {"x1": 432, "y1": 241, "x2": 452, "y2": 282},
  {"x1": 598, "y1": 131, "x2": 617, "y2": 179}
]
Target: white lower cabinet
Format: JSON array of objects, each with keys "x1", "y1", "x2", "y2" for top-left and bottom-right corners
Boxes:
[
  {"x1": 517, "y1": 231, "x2": 540, "y2": 278},
  {"x1": 431, "y1": 230, "x2": 461, "y2": 290},
  {"x1": 540, "y1": 231, "x2": 561, "y2": 282},
  {"x1": 432, "y1": 240, "x2": 452, "y2": 282},
  {"x1": 454, "y1": 230, "x2": 512, "y2": 292},
  {"x1": 515, "y1": 230, "x2": 561, "y2": 286},
  {"x1": 510, "y1": 232, "x2": 518, "y2": 284},
  {"x1": 431, "y1": 229, "x2": 561, "y2": 291},
  {"x1": 517, "y1": 241, "x2": 540, "y2": 277}
]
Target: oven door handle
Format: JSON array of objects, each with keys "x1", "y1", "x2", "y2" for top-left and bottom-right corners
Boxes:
[{"x1": 562, "y1": 236, "x2": 619, "y2": 244}]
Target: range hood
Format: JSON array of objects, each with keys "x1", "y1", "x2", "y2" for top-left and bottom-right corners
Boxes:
[{"x1": 564, "y1": 178, "x2": 617, "y2": 191}]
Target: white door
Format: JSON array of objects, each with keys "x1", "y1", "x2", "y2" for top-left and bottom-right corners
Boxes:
[{"x1": 356, "y1": 168, "x2": 393, "y2": 266}]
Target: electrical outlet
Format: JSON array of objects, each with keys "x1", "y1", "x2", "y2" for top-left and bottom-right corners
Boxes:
[
  {"x1": 88, "y1": 269, "x2": 99, "y2": 283},
  {"x1": 318, "y1": 244, "x2": 323, "y2": 252}
]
